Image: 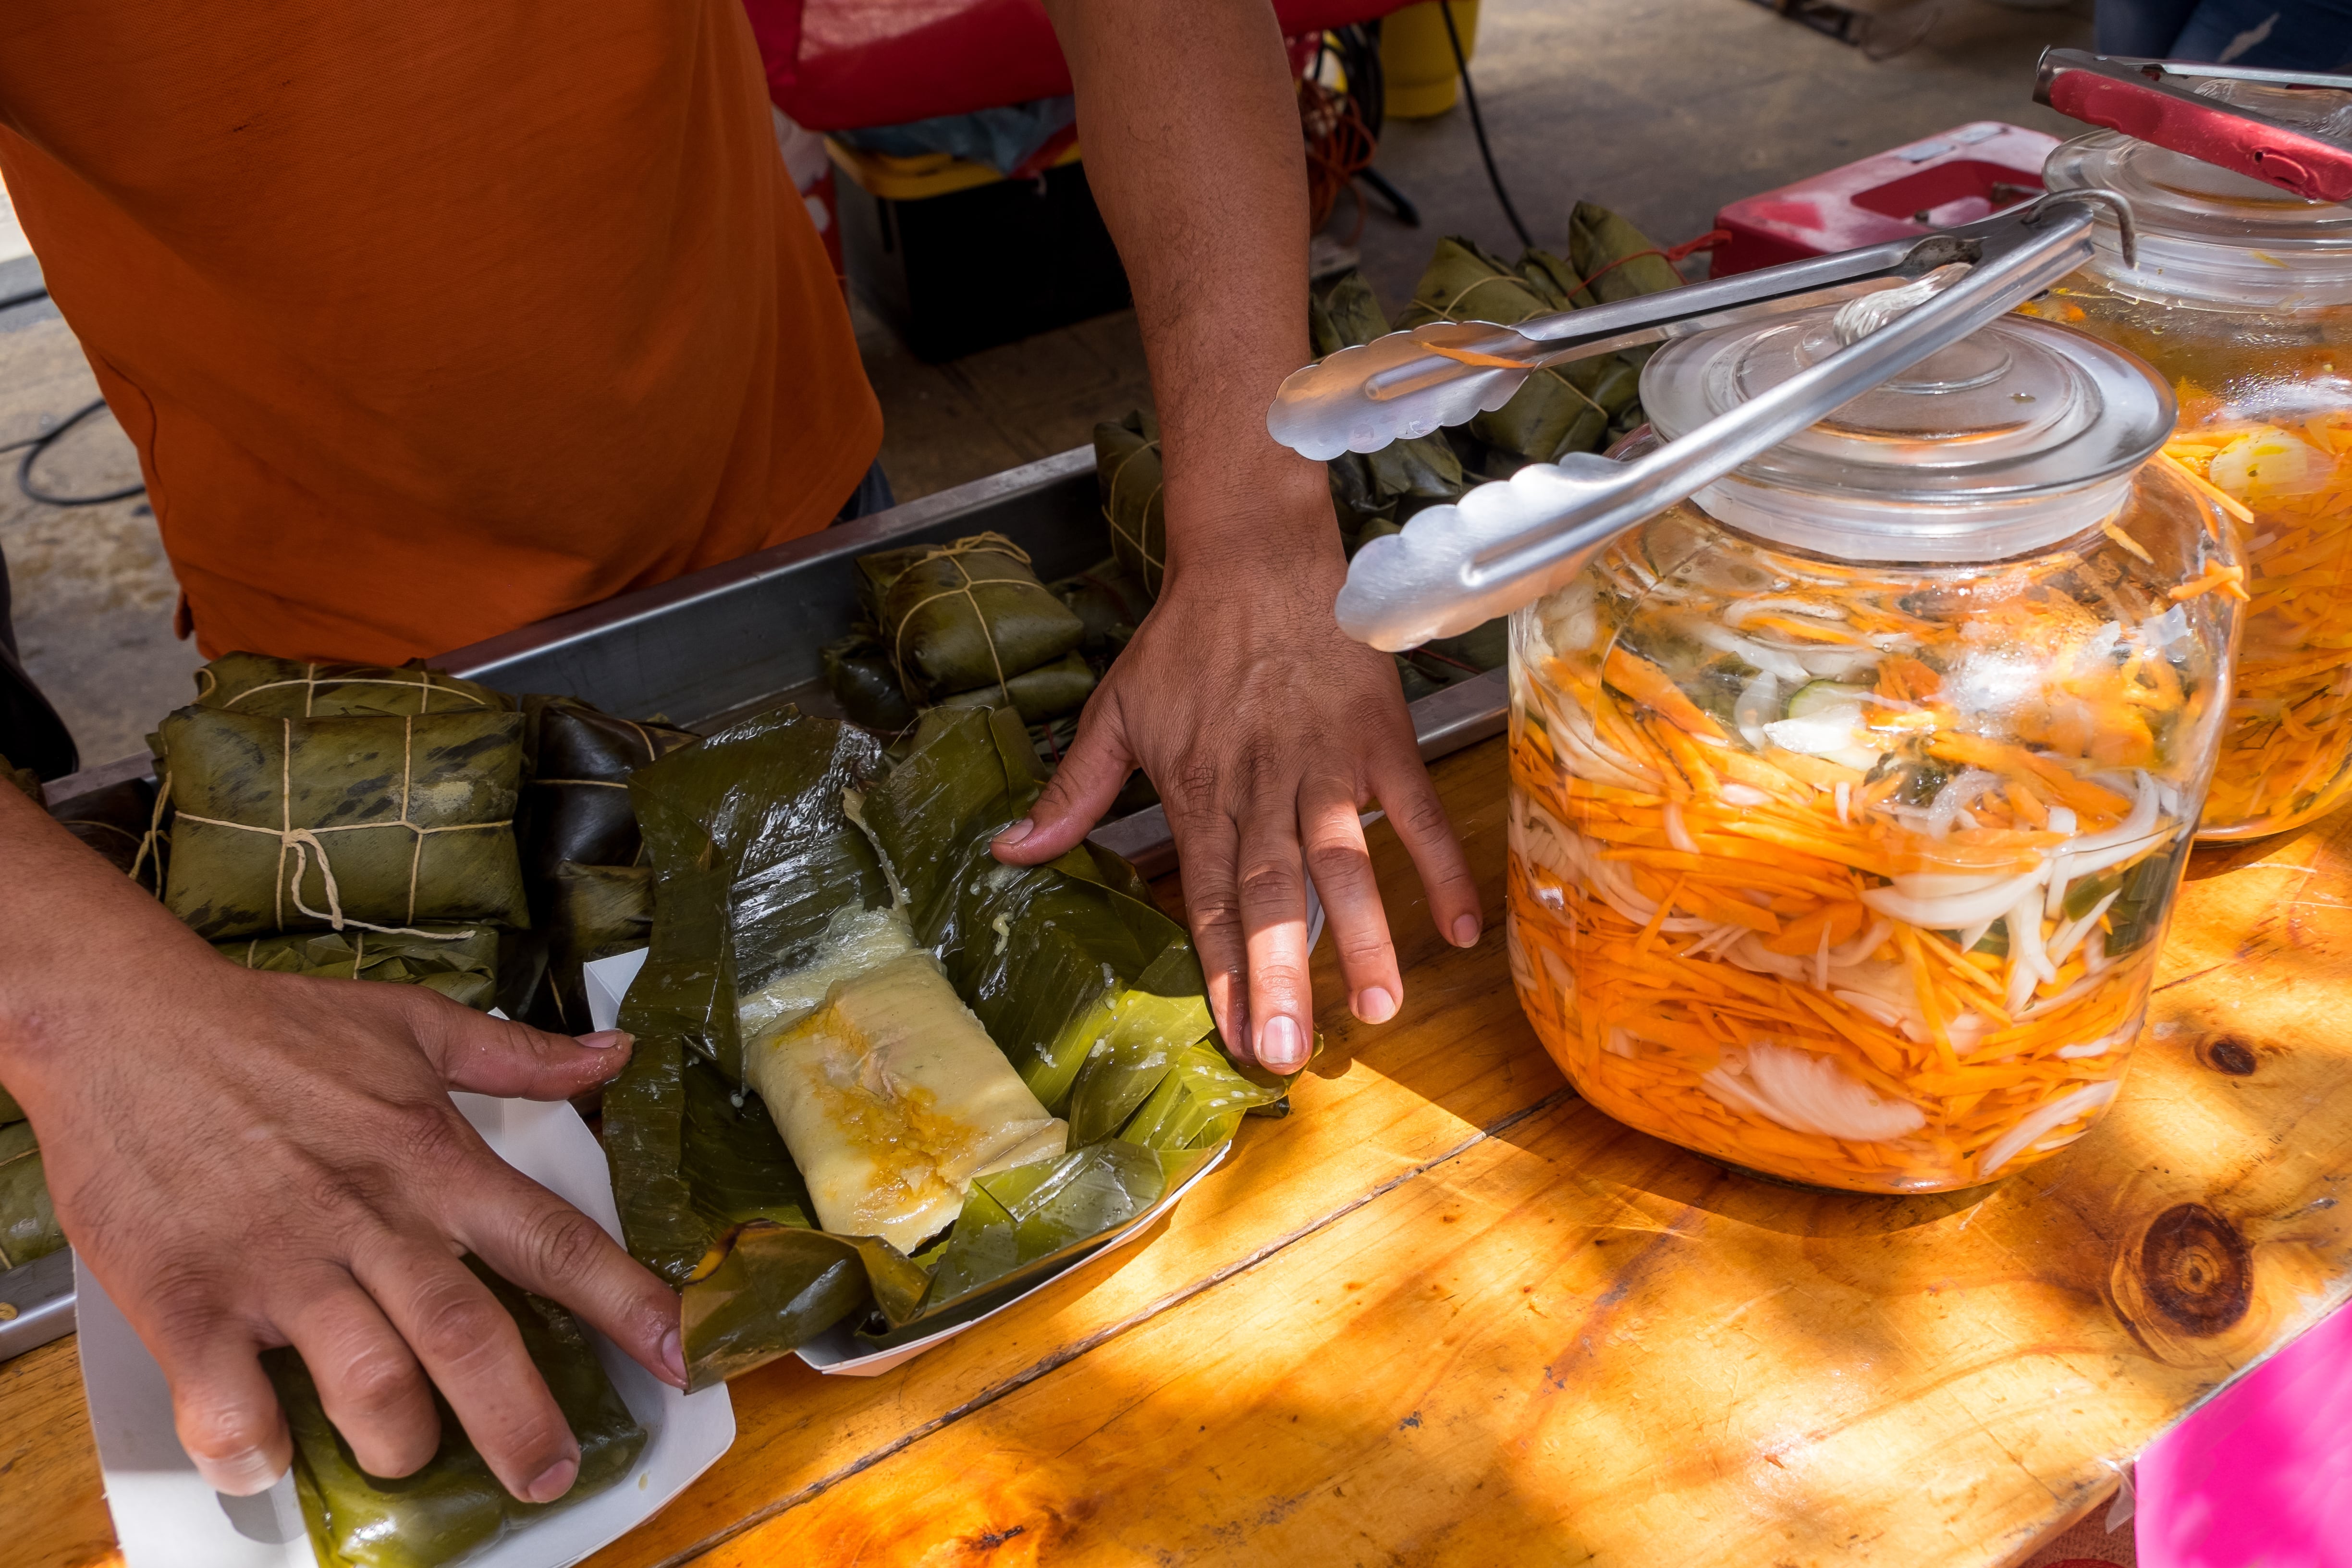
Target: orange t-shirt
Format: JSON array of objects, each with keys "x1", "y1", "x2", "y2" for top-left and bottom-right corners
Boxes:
[{"x1": 0, "y1": 0, "x2": 881, "y2": 665}]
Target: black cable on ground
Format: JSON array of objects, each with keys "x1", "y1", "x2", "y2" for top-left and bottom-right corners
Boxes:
[
  {"x1": 19, "y1": 398, "x2": 146, "y2": 507},
  {"x1": 1439, "y1": 0, "x2": 1534, "y2": 249},
  {"x1": 0, "y1": 286, "x2": 48, "y2": 314}
]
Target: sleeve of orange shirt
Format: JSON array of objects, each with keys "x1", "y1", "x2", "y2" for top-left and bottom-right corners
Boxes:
[{"x1": 0, "y1": 0, "x2": 880, "y2": 665}]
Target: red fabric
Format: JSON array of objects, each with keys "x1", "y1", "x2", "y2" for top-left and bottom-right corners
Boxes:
[{"x1": 746, "y1": 0, "x2": 1416, "y2": 131}]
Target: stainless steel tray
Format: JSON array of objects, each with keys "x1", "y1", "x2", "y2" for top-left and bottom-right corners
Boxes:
[{"x1": 11, "y1": 443, "x2": 1509, "y2": 1358}]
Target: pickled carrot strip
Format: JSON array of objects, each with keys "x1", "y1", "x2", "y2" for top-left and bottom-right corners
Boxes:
[{"x1": 1603, "y1": 645, "x2": 1728, "y2": 742}]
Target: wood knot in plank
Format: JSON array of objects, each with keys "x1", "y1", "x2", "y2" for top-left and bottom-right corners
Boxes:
[
  {"x1": 2138, "y1": 1203, "x2": 2253, "y2": 1335},
  {"x1": 2194, "y1": 1033, "x2": 2259, "y2": 1077}
]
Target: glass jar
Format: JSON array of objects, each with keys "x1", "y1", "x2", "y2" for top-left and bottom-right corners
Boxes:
[
  {"x1": 1506, "y1": 305, "x2": 2241, "y2": 1193},
  {"x1": 2036, "y1": 90, "x2": 2352, "y2": 838}
]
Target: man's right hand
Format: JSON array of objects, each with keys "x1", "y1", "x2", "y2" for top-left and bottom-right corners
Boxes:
[{"x1": 0, "y1": 786, "x2": 683, "y2": 1503}]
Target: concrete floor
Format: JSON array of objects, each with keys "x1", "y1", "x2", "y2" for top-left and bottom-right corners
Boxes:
[{"x1": 1, "y1": 0, "x2": 2094, "y2": 773}]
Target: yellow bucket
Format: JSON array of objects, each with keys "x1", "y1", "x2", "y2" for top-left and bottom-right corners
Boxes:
[{"x1": 1380, "y1": 0, "x2": 1481, "y2": 120}]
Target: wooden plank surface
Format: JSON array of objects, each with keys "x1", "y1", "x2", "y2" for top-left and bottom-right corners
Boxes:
[{"x1": 6, "y1": 735, "x2": 2351, "y2": 1568}]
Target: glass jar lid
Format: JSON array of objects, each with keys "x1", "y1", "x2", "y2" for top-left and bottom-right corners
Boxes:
[
  {"x1": 1641, "y1": 305, "x2": 2173, "y2": 561},
  {"x1": 2046, "y1": 82, "x2": 2352, "y2": 304}
]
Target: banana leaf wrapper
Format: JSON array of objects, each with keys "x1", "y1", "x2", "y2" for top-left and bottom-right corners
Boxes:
[
  {"x1": 4, "y1": 753, "x2": 40, "y2": 803},
  {"x1": 218, "y1": 926, "x2": 502, "y2": 1012},
  {"x1": 158, "y1": 707, "x2": 529, "y2": 941},
  {"x1": 194, "y1": 653, "x2": 513, "y2": 718},
  {"x1": 1094, "y1": 412, "x2": 1166, "y2": 601},
  {"x1": 854, "y1": 532, "x2": 1085, "y2": 704},
  {"x1": 1050, "y1": 560, "x2": 1147, "y2": 658},
  {"x1": 516, "y1": 696, "x2": 695, "y2": 888},
  {"x1": 1312, "y1": 271, "x2": 1467, "y2": 515},
  {"x1": 607, "y1": 705, "x2": 1275, "y2": 1385},
  {"x1": 535, "y1": 863, "x2": 654, "y2": 1031},
  {"x1": 930, "y1": 650, "x2": 1096, "y2": 725},
  {"x1": 49, "y1": 772, "x2": 162, "y2": 889},
  {"x1": 0, "y1": 1120, "x2": 64, "y2": 1272},
  {"x1": 1568, "y1": 201, "x2": 1684, "y2": 304},
  {"x1": 267, "y1": 1258, "x2": 645, "y2": 1568},
  {"x1": 1398, "y1": 237, "x2": 1639, "y2": 465},
  {"x1": 820, "y1": 630, "x2": 918, "y2": 732}
]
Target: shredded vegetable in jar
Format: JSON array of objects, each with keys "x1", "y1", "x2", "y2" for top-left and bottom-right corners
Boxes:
[
  {"x1": 1507, "y1": 343, "x2": 2236, "y2": 1191},
  {"x1": 2039, "y1": 114, "x2": 2352, "y2": 837}
]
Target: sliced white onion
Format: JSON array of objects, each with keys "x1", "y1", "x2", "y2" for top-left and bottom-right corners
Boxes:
[
  {"x1": 1677, "y1": 614, "x2": 1813, "y2": 682},
  {"x1": 1702, "y1": 1041, "x2": 1928, "y2": 1142},
  {"x1": 1664, "y1": 799, "x2": 1698, "y2": 855},
  {"x1": 1863, "y1": 869, "x2": 2046, "y2": 931},
  {"x1": 2047, "y1": 805, "x2": 2078, "y2": 835},
  {"x1": 2047, "y1": 889, "x2": 2121, "y2": 969},
  {"x1": 1977, "y1": 1079, "x2": 2121, "y2": 1177},
  {"x1": 1827, "y1": 918, "x2": 1894, "y2": 968},
  {"x1": 1733, "y1": 670, "x2": 1782, "y2": 750},
  {"x1": 1722, "y1": 594, "x2": 1848, "y2": 629},
  {"x1": 1722, "y1": 783, "x2": 1772, "y2": 807}
]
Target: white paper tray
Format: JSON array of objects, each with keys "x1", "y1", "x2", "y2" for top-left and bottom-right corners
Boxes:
[{"x1": 78, "y1": 1094, "x2": 735, "y2": 1568}]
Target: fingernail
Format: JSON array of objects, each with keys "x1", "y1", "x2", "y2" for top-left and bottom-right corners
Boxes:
[
  {"x1": 525, "y1": 1456, "x2": 579, "y2": 1504},
  {"x1": 1452, "y1": 915, "x2": 1482, "y2": 948},
  {"x1": 661, "y1": 1328, "x2": 687, "y2": 1389},
  {"x1": 992, "y1": 817, "x2": 1035, "y2": 848},
  {"x1": 1257, "y1": 1014, "x2": 1306, "y2": 1070},
  {"x1": 576, "y1": 1030, "x2": 632, "y2": 1051},
  {"x1": 1354, "y1": 986, "x2": 1397, "y2": 1025}
]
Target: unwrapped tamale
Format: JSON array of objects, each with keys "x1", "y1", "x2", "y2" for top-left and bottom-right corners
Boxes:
[
  {"x1": 194, "y1": 653, "x2": 512, "y2": 718},
  {"x1": 821, "y1": 630, "x2": 919, "y2": 731},
  {"x1": 218, "y1": 926, "x2": 502, "y2": 1012},
  {"x1": 930, "y1": 650, "x2": 1096, "y2": 725},
  {"x1": 747, "y1": 944, "x2": 1068, "y2": 1253},
  {"x1": 0, "y1": 1120, "x2": 63, "y2": 1271},
  {"x1": 516, "y1": 697, "x2": 694, "y2": 885},
  {"x1": 268, "y1": 1257, "x2": 646, "y2": 1568},
  {"x1": 854, "y1": 532, "x2": 1085, "y2": 704},
  {"x1": 159, "y1": 705, "x2": 529, "y2": 940},
  {"x1": 607, "y1": 704, "x2": 1273, "y2": 1385},
  {"x1": 1094, "y1": 412, "x2": 1165, "y2": 601}
]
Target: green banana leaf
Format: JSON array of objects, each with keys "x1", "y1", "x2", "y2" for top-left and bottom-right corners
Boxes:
[
  {"x1": 1049, "y1": 560, "x2": 1148, "y2": 660},
  {"x1": 622, "y1": 707, "x2": 891, "y2": 1085},
  {"x1": 819, "y1": 629, "x2": 918, "y2": 732},
  {"x1": 0, "y1": 1121, "x2": 63, "y2": 1272},
  {"x1": 193, "y1": 653, "x2": 512, "y2": 718},
  {"x1": 516, "y1": 696, "x2": 694, "y2": 887},
  {"x1": 930, "y1": 650, "x2": 1096, "y2": 725},
  {"x1": 1568, "y1": 201, "x2": 1684, "y2": 303},
  {"x1": 605, "y1": 704, "x2": 1281, "y2": 1387},
  {"x1": 48, "y1": 773, "x2": 160, "y2": 888},
  {"x1": 854, "y1": 532, "x2": 1086, "y2": 703},
  {"x1": 157, "y1": 706, "x2": 530, "y2": 941},
  {"x1": 268, "y1": 1257, "x2": 645, "y2": 1568},
  {"x1": 530, "y1": 863, "x2": 655, "y2": 1031},
  {"x1": 1094, "y1": 412, "x2": 1166, "y2": 601},
  {"x1": 1311, "y1": 271, "x2": 1468, "y2": 511},
  {"x1": 218, "y1": 926, "x2": 502, "y2": 1012}
]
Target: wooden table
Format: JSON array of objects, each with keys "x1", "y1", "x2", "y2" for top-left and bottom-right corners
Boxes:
[{"x1": 8, "y1": 736, "x2": 2352, "y2": 1568}]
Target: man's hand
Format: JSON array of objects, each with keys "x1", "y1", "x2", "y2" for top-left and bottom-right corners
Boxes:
[
  {"x1": 1017, "y1": 0, "x2": 1484, "y2": 1068},
  {"x1": 994, "y1": 462, "x2": 1482, "y2": 1070},
  {"x1": 0, "y1": 788, "x2": 682, "y2": 1503}
]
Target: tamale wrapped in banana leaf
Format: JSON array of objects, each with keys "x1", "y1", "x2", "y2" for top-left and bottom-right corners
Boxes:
[
  {"x1": 0, "y1": 1120, "x2": 65, "y2": 1272},
  {"x1": 820, "y1": 630, "x2": 918, "y2": 731},
  {"x1": 218, "y1": 926, "x2": 502, "y2": 1012},
  {"x1": 158, "y1": 705, "x2": 530, "y2": 940},
  {"x1": 194, "y1": 652, "x2": 512, "y2": 718},
  {"x1": 4, "y1": 752, "x2": 40, "y2": 803},
  {"x1": 49, "y1": 772, "x2": 162, "y2": 888},
  {"x1": 268, "y1": 1257, "x2": 646, "y2": 1568},
  {"x1": 1049, "y1": 560, "x2": 1147, "y2": 659},
  {"x1": 534, "y1": 862, "x2": 655, "y2": 1030},
  {"x1": 1568, "y1": 200, "x2": 1684, "y2": 304},
  {"x1": 607, "y1": 705, "x2": 1277, "y2": 1385},
  {"x1": 930, "y1": 650, "x2": 1095, "y2": 725},
  {"x1": 516, "y1": 697, "x2": 694, "y2": 886},
  {"x1": 1093, "y1": 411, "x2": 1166, "y2": 601},
  {"x1": 853, "y1": 532, "x2": 1085, "y2": 704},
  {"x1": 1310, "y1": 272, "x2": 1467, "y2": 512}
]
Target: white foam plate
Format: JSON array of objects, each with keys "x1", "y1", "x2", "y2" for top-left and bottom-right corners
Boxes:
[{"x1": 78, "y1": 1094, "x2": 735, "y2": 1568}]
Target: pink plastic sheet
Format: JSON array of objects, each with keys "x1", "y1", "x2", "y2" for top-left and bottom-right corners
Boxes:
[
  {"x1": 2136, "y1": 1294, "x2": 2352, "y2": 1568},
  {"x1": 744, "y1": 0, "x2": 1416, "y2": 131}
]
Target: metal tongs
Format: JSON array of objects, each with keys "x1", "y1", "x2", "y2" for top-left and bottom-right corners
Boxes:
[
  {"x1": 1268, "y1": 193, "x2": 2133, "y2": 650},
  {"x1": 2034, "y1": 48, "x2": 2352, "y2": 202}
]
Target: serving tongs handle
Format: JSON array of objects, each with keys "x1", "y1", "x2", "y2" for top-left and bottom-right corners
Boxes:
[
  {"x1": 2035, "y1": 47, "x2": 2352, "y2": 202},
  {"x1": 1326, "y1": 196, "x2": 2114, "y2": 651}
]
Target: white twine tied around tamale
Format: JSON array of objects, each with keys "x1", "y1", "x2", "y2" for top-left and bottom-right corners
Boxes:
[
  {"x1": 195, "y1": 661, "x2": 497, "y2": 716},
  {"x1": 530, "y1": 715, "x2": 667, "y2": 791},
  {"x1": 165, "y1": 715, "x2": 508, "y2": 939},
  {"x1": 1100, "y1": 441, "x2": 1165, "y2": 596},
  {"x1": 1427, "y1": 263, "x2": 1607, "y2": 420},
  {"x1": 888, "y1": 532, "x2": 1046, "y2": 708},
  {"x1": 230, "y1": 926, "x2": 484, "y2": 977}
]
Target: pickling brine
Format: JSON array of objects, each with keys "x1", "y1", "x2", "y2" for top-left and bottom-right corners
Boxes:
[{"x1": 1507, "y1": 456, "x2": 2238, "y2": 1192}]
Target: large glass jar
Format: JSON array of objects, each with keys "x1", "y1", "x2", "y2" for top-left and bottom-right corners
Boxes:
[
  {"x1": 1507, "y1": 306, "x2": 2241, "y2": 1193},
  {"x1": 2035, "y1": 93, "x2": 2352, "y2": 838}
]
